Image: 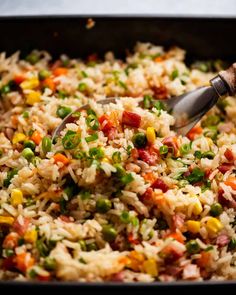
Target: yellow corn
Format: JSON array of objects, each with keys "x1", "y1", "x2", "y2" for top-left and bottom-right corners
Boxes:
[
  {"x1": 186, "y1": 220, "x2": 201, "y2": 234},
  {"x1": 20, "y1": 78, "x2": 39, "y2": 90},
  {"x1": 12, "y1": 132, "x2": 26, "y2": 144},
  {"x1": 142, "y1": 259, "x2": 158, "y2": 277},
  {"x1": 24, "y1": 229, "x2": 37, "y2": 243},
  {"x1": 11, "y1": 189, "x2": 24, "y2": 206},
  {"x1": 146, "y1": 127, "x2": 156, "y2": 144},
  {"x1": 102, "y1": 157, "x2": 110, "y2": 163},
  {"x1": 206, "y1": 217, "x2": 223, "y2": 235},
  {"x1": 192, "y1": 199, "x2": 203, "y2": 215},
  {"x1": 127, "y1": 251, "x2": 145, "y2": 271},
  {"x1": 25, "y1": 91, "x2": 41, "y2": 105},
  {"x1": 0, "y1": 216, "x2": 14, "y2": 225}
]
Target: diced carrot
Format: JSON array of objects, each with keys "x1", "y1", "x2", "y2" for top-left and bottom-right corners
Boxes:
[
  {"x1": 53, "y1": 153, "x2": 70, "y2": 165},
  {"x1": 142, "y1": 172, "x2": 156, "y2": 183},
  {"x1": 153, "y1": 192, "x2": 166, "y2": 206},
  {"x1": 14, "y1": 75, "x2": 26, "y2": 84},
  {"x1": 154, "y1": 56, "x2": 163, "y2": 62},
  {"x1": 187, "y1": 126, "x2": 203, "y2": 141},
  {"x1": 42, "y1": 77, "x2": 56, "y2": 92},
  {"x1": 224, "y1": 177, "x2": 236, "y2": 190},
  {"x1": 15, "y1": 252, "x2": 35, "y2": 273},
  {"x1": 118, "y1": 256, "x2": 130, "y2": 265},
  {"x1": 166, "y1": 232, "x2": 185, "y2": 244},
  {"x1": 30, "y1": 130, "x2": 42, "y2": 145},
  {"x1": 11, "y1": 115, "x2": 18, "y2": 126},
  {"x1": 196, "y1": 251, "x2": 211, "y2": 268},
  {"x1": 53, "y1": 67, "x2": 68, "y2": 77},
  {"x1": 3, "y1": 232, "x2": 20, "y2": 249}
]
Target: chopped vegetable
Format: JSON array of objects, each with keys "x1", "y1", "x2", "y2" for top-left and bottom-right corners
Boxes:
[
  {"x1": 146, "y1": 127, "x2": 156, "y2": 144},
  {"x1": 180, "y1": 143, "x2": 191, "y2": 155},
  {"x1": 186, "y1": 220, "x2": 201, "y2": 234},
  {"x1": 53, "y1": 67, "x2": 68, "y2": 77},
  {"x1": 159, "y1": 145, "x2": 169, "y2": 155},
  {"x1": 85, "y1": 133, "x2": 98, "y2": 142},
  {"x1": 89, "y1": 147, "x2": 104, "y2": 159},
  {"x1": 22, "y1": 148, "x2": 34, "y2": 161},
  {"x1": 38, "y1": 69, "x2": 50, "y2": 80},
  {"x1": 0, "y1": 216, "x2": 14, "y2": 225},
  {"x1": 186, "y1": 240, "x2": 200, "y2": 254},
  {"x1": 25, "y1": 52, "x2": 40, "y2": 65},
  {"x1": 25, "y1": 91, "x2": 41, "y2": 105},
  {"x1": 53, "y1": 153, "x2": 69, "y2": 165},
  {"x1": 62, "y1": 131, "x2": 81, "y2": 150},
  {"x1": 78, "y1": 82, "x2": 87, "y2": 92},
  {"x1": 11, "y1": 189, "x2": 23, "y2": 206},
  {"x1": 96, "y1": 198, "x2": 112, "y2": 213},
  {"x1": 12, "y1": 133, "x2": 26, "y2": 145},
  {"x1": 102, "y1": 225, "x2": 117, "y2": 242},
  {"x1": 132, "y1": 132, "x2": 147, "y2": 148},
  {"x1": 30, "y1": 130, "x2": 42, "y2": 145},
  {"x1": 210, "y1": 203, "x2": 223, "y2": 217},
  {"x1": 43, "y1": 257, "x2": 56, "y2": 271},
  {"x1": 23, "y1": 140, "x2": 36, "y2": 151},
  {"x1": 42, "y1": 136, "x2": 52, "y2": 153},
  {"x1": 112, "y1": 151, "x2": 121, "y2": 163},
  {"x1": 86, "y1": 114, "x2": 99, "y2": 130},
  {"x1": 186, "y1": 168, "x2": 205, "y2": 184},
  {"x1": 3, "y1": 168, "x2": 18, "y2": 187},
  {"x1": 171, "y1": 69, "x2": 179, "y2": 80},
  {"x1": 120, "y1": 211, "x2": 130, "y2": 224},
  {"x1": 206, "y1": 217, "x2": 223, "y2": 235},
  {"x1": 56, "y1": 105, "x2": 72, "y2": 119}
]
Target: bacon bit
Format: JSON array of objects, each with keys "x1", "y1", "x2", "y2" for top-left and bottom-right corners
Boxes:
[
  {"x1": 30, "y1": 130, "x2": 42, "y2": 145},
  {"x1": 187, "y1": 126, "x2": 203, "y2": 141},
  {"x1": 14, "y1": 75, "x2": 26, "y2": 84},
  {"x1": 182, "y1": 264, "x2": 200, "y2": 280},
  {"x1": 151, "y1": 178, "x2": 169, "y2": 192},
  {"x1": 141, "y1": 187, "x2": 154, "y2": 203},
  {"x1": 224, "y1": 177, "x2": 236, "y2": 190},
  {"x1": 152, "y1": 85, "x2": 168, "y2": 100},
  {"x1": 88, "y1": 53, "x2": 98, "y2": 62},
  {"x1": 59, "y1": 215, "x2": 71, "y2": 223},
  {"x1": 37, "y1": 274, "x2": 51, "y2": 281},
  {"x1": 162, "y1": 136, "x2": 179, "y2": 156},
  {"x1": 3, "y1": 232, "x2": 20, "y2": 249},
  {"x1": 216, "y1": 234, "x2": 230, "y2": 247},
  {"x1": 13, "y1": 217, "x2": 30, "y2": 236},
  {"x1": 218, "y1": 163, "x2": 233, "y2": 174},
  {"x1": 2, "y1": 257, "x2": 15, "y2": 271},
  {"x1": 138, "y1": 149, "x2": 157, "y2": 165},
  {"x1": 15, "y1": 252, "x2": 35, "y2": 273},
  {"x1": 172, "y1": 214, "x2": 185, "y2": 231},
  {"x1": 196, "y1": 251, "x2": 211, "y2": 268},
  {"x1": 224, "y1": 148, "x2": 234, "y2": 162},
  {"x1": 128, "y1": 233, "x2": 140, "y2": 245},
  {"x1": 122, "y1": 111, "x2": 141, "y2": 128},
  {"x1": 53, "y1": 67, "x2": 68, "y2": 77},
  {"x1": 111, "y1": 271, "x2": 124, "y2": 282},
  {"x1": 166, "y1": 232, "x2": 185, "y2": 244}
]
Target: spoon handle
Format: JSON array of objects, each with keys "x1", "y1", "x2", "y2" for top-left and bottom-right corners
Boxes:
[{"x1": 219, "y1": 63, "x2": 236, "y2": 96}]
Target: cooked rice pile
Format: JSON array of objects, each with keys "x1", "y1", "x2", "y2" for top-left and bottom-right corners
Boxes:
[{"x1": 0, "y1": 43, "x2": 236, "y2": 282}]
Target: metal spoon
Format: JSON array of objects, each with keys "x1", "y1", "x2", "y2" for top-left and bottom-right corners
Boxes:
[{"x1": 52, "y1": 63, "x2": 236, "y2": 140}]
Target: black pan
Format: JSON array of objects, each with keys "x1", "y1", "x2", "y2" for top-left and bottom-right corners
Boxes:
[{"x1": 0, "y1": 15, "x2": 236, "y2": 293}]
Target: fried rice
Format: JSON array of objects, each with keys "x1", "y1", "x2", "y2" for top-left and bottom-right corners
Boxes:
[{"x1": 0, "y1": 42, "x2": 236, "y2": 282}]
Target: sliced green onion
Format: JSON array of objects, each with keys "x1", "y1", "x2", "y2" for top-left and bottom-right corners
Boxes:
[
  {"x1": 89, "y1": 147, "x2": 104, "y2": 159},
  {"x1": 78, "y1": 82, "x2": 87, "y2": 92},
  {"x1": 112, "y1": 151, "x2": 121, "y2": 163},
  {"x1": 22, "y1": 111, "x2": 29, "y2": 119},
  {"x1": 113, "y1": 164, "x2": 126, "y2": 178},
  {"x1": 121, "y1": 173, "x2": 134, "y2": 185},
  {"x1": 62, "y1": 130, "x2": 80, "y2": 150},
  {"x1": 180, "y1": 143, "x2": 191, "y2": 155},
  {"x1": 132, "y1": 132, "x2": 147, "y2": 148},
  {"x1": 171, "y1": 69, "x2": 179, "y2": 80},
  {"x1": 43, "y1": 257, "x2": 56, "y2": 271},
  {"x1": 73, "y1": 150, "x2": 87, "y2": 159},
  {"x1": 186, "y1": 167, "x2": 205, "y2": 184},
  {"x1": 81, "y1": 71, "x2": 88, "y2": 78},
  {"x1": 80, "y1": 190, "x2": 91, "y2": 200},
  {"x1": 202, "y1": 115, "x2": 221, "y2": 128},
  {"x1": 194, "y1": 150, "x2": 202, "y2": 159},
  {"x1": 120, "y1": 211, "x2": 130, "y2": 224},
  {"x1": 159, "y1": 145, "x2": 169, "y2": 155},
  {"x1": 57, "y1": 90, "x2": 68, "y2": 99},
  {"x1": 204, "y1": 126, "x2": 218, "y2": 141},
  {"x1": 56, "y1": 105, "x2": 72, "y2": 119},
  {"x1": 85, "y1": 133, "x2": 98, "y2": 142},
  {"x1": 153, "y1": 101, "x2": 165, "y2": 112},
  {"x1": 86, "y1": 114, "x2": 99, "y2": 130},
  {"x1": 143, "y1": 95, "x2": 153, "y2": 109},
  {"x1": 118, "y1": 80, "x2": 127, "y2": 90}
]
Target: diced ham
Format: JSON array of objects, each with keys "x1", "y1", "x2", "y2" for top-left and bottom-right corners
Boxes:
[
  {"x1": 138, "y1": 149, "x2": 157, "y2": 165},
  {"x1": 151, "y1": 178, "x2": 169, "y2": 192},
  {"x1": 12, "y1": 217, "x2": 30, "y2": 236},
  {"x1": 152, "y1": 85, "x2": 168, "y2": 100},
  {"x1": 218, "y1": 122, "x2": 234, "y2": 133},
  {"x1": 111, "y1": 272, "x2": 124, "y2": 282},
  {"x1": 3, "y1": 232, "x2": 20, "y2": 249},
  {"x1": 122, "y1": 111, "x2": 141, "y2": 128},
  {"x1": 172, "y1": 213, "x2": 185, "y2": 230},
  {"x1": 218, "y1": 163, "x2": 233, "y2": 174},
  {"x1": 216, "y1": 234, "x2": 230, "y2": 247},
  {"x1": 165, "y1": 265, "x2": 182, "y2": 277},
  {"x1": 182, "y1": 264, "x2": 200, "y2": 280},
  {"x1": 131, "y1": 148, "x2": 139, "y2": 160},
  {"x1": 141, "y1": 187, "x2": 153, "y2": 202},
  {"x1": 224, "y1": 148, "x2": 234, "y2": 162}
]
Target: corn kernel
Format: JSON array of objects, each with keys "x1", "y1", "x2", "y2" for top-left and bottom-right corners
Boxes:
[
  {"x1": 24, "y1": 229, "x2": 37, "y2": 243},
  {"x1": 142, "y1": 259, "x2": 158, "y2": 277},
  {"x1": 206, "y1": 217, "x2": 223, "y2": 235},
  {"x1": 192, "y1": 199, "x2": 203, "y2": 215},
  {"x1": 12, "y1": 132, "x2": 26, "y2": 144},
  {"x1": 186, "y1": 220, "x2": 201, "y2": 234},
  {"x1": 11, "y1": 189, "x2": 24, "y2": 206},
  {"x1": 20, "y1": 78, "x2": 39, "y2": 90},
  {"x1": 102, "y1": 157, "x2": 110, "y2": 163},
  {"x1": 25, "y1": 91, "x2": 41, "y2": 105},
  {"x1": 0, "y1": 216, "x2": 14, "y2": 225},
  {"x1": 146, "y1": 127, "x2": 156, "y2": 144}
]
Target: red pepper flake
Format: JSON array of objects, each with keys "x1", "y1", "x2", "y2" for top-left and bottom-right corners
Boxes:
[{"x1": 122, "y1": 111, "x2": 141, "y2": 128}]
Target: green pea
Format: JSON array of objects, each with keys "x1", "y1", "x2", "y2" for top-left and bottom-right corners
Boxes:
[
  {"x1": 78, "y1": 82, "x2": 87, "y2": 92},
  {"x1": 22, "y1": 111, "x2": 29, "y2": 119},
  {"x1": 186, "y1": 240, "x2": 200, "y2": 254},
  {"x1": 87, "y1": 242, "x2": 98, "y2": 251},
  {"x1": 38, "y1": 70, "x2": 50, "y2": 80},
  {"x1": 132, "y1": 132, "x2": 147, "y2": 148},
  {"x1": 210, "y1": 203, "x2": 223, "y2": 217},
  {"x1": 120, "y1": 173, "x2": 134, "y2": 185},
  {"x1": 96, "y1": 198, "x2": 112, "y2": 213},
  {"x1": 1, "y1": 84, "x2": 11, "y2": 94},
  {"x1": 56, "y1": 105, "x2": 72, "y2": 119},
  {"x1": 120, "y1": 211, "x2": 130, "y2": 224},
  {"x1": 102, "y1": 225, "x2": 117, "y2": 242},
  {"x1": 23, "y1": 140, "x2": 36, "y2": 151},
  {"x1": 42, "y1": 136, "x2": 52, "y2": 153},
  {"x1": 43, "y1": 257, "x2": 56, "y2": 271},
  {"x1": 113, "y1": 164, "x2": 126, "y2": 178},
  {"x1": 25, "y1": 53, "x2": 40, "y2": 65},
  {"x1": 22, "y1": 148, "x2": 34, "y2": 161}
]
